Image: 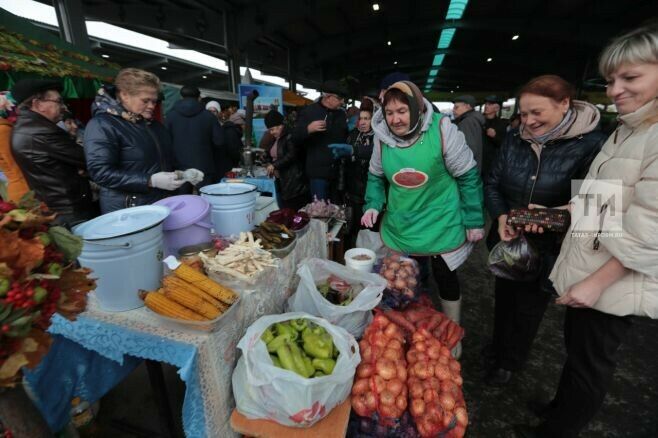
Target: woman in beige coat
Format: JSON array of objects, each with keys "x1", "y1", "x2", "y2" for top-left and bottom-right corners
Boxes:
[{"x1": 515, "y1": 24, "x2": 658, "y2": 438}]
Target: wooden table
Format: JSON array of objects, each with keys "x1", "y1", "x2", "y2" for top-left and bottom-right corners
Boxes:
[{"x1": 230, "y1": 399, "x2": 351, "y2": 438}]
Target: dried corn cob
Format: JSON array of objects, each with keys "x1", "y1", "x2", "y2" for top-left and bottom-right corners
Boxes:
[
  {"x1": 173, "y1": 263, "x2": 238, "y2": 304},
  {"x1": 161, "y1": 284, "x2": 222, "y2": 319},
  {"x1": 141, "y1": 290, "x2": 207, "y2": 321},
  {"x1": 506, "y1": 208, "x2": 570, "y2": 232},
  {"x1": 162, "y1": 276, "x2": 228, "y2": 312}
]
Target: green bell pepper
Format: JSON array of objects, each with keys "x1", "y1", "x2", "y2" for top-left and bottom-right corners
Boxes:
[
  {"x1": 266, "y1": 333, "x2": 292, "y2": 353},
  {"x1": 314, "y1": 371, "x2": 326, "y2": 378},
  {"x1": 261, "y1": 326, "x2": 275, "y2": 344},
  {"x1": 302, "y1": 333, "x2": 333, "y2": 359},
  {"x1": 290, "y1": 318, "x2": 308, "y2": 332},
  {"x1": 275, "y1": 322, "x2": 298, "y2": 341},
  {"x1": 270, "y1": 354, "x2": 282, "y2": 368},
  {"x1": 287, "y1": 340, "x2": 312, "y2": 378},
  {"x1": 312, "y1": 358, "x2": 336, "y2": 375},
  {"x1": 303, "y1": 355, "x2": 316, "y2": 377},
  {"x1": 275, "y1": 343, "x2": 297, "y2": 374}
]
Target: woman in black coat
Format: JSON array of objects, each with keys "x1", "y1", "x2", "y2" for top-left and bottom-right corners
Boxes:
[
  {"x1": 263, "y1": 110, "x2": 309, "y2": 211},
  {"x1": 342, "y1": 99, "x2": 377, "y2": 248},
  {"x1": 84, "y1": 68, "x2": 189, "y2": 214},
  {"x1": 483, "y1": 75, "x2": 606, "y2": 385}
]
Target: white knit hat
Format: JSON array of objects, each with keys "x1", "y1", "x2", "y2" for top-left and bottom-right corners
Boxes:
[{"x1": 205, "y1": 101, "x2": 221, "y2": 112}]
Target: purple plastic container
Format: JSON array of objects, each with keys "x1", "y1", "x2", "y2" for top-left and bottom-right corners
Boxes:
[{"x1": 154, "y1": 195, "x2": 213, "y2": 257}]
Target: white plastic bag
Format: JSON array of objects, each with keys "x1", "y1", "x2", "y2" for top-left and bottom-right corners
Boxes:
[
  {"x1": 355, "y1": 229, "x2": 388, "y2": 260},
  {"x1": 232, "y1": 312, "x2": 360, "y2": 427},
  {"x1": 287, "y1": 258, "x2": 386, "y2": 337}
]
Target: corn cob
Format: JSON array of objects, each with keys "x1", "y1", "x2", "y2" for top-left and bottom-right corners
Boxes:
[
  {"x1": 162, "y1": 276, "x2": 228, "y2": 312},
  {"x1": 173, "y1": 263, "x2": 238, "y2": 304},
  {"x1": 161, "y1": 285, "x2": 222, "y2": 319},
  {"x1": 142, "y1": 290, "x2": 207, "y2": 321}
]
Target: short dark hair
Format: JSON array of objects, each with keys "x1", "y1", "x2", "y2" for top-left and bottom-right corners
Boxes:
[
  {"x1": 382, "y1": 88, "x2": 410, "y2": 109},
  {"x1": 180, "y1": 85, "x2": 200, "y2": 99}
]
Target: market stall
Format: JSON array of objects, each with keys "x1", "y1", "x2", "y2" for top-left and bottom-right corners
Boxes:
[
  {"x1": 13, "y1": 186, "x2": 467, "y2": 438},
  {"x1": 24, "y1": 219, "x2": 328, "y2": 437}
]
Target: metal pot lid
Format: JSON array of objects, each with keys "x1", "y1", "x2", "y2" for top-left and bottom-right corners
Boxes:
[
  {"x1": 153, "y1": 195, "x2": 210, "y2": 230},
  {"x1": 73, "y1": 206, "x2": 170, "y2": 241},
  {"x1": 200, "y1": 182, "x2": 257, "y2": 196}
]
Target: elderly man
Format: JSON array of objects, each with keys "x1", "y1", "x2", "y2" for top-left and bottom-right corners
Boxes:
[
  {"x1": 482, "y1": 95, "x2": 509, "y2": 175},
  {"x1": 292, "y1": 80, "x2": 348, "y2": 201},
  {"x1": 11, "y1": 79, "x2": 95, "y2": 226},
  {"x1": 452, "y1": 94, "x2": 485, "y2": 172}
]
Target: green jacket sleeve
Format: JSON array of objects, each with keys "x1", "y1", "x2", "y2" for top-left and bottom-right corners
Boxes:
[
  {"x1": 364, "y1": 171, "x2": 386, "y2": 212},
  {"x1": 455, "y1": 166, "x2": 485, "y2": 228}
]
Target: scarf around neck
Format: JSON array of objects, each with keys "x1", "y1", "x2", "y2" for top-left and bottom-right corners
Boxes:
[
  {"x1": 92, "y1": 85, "x2": 146, "y2": 124},
  {"x1": 524, "y1": 108, "x2": 575, "y2": 145}
]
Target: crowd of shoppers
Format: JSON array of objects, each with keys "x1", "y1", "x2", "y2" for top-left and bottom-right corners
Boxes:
[{"x1": 0, "y1": 23, "x2": 656, "y2": 438}]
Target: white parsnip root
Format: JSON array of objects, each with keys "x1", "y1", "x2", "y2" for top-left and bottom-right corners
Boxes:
[{"x1": 200, "y1": 232, "x2": 277, "y2": 281}]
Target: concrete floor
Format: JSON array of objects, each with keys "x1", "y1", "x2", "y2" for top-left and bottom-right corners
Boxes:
[{"x1": 81, "y1": 241, "x2": 658, "y2": 438}]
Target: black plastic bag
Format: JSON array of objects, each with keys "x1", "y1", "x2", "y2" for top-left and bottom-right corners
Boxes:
[{"x1": 488, "y1": 234, "x2": 541, "y2": 281}]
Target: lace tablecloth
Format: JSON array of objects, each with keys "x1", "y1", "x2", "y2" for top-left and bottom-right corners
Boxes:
[{"x1": 25, "y1": 220, "x2": 328, "y2": 437}]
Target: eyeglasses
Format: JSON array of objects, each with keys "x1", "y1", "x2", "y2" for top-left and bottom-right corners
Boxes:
[{"x1": 39, "y1": 98, "x2": 65, "y2": 106}]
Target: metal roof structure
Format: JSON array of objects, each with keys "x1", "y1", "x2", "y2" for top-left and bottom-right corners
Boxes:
[{"x1": 36, "y1": 0, "x2": 658, "y2": 101}]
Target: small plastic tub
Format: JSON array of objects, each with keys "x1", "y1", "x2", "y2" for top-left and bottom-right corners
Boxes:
[{"x1": 344, "y1": 248, "x2": 376, "y2": 272}]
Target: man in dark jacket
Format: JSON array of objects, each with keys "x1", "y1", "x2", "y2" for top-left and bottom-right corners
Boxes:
[
  {"x1": 216, "y1": 110, "x2": 244, "y2": 178},
  {"x1": 165, "y1": 86, "x2": 222, "y2": 190},
  {"x1": 11, "y1": 79, "x2": 95, "y2": 226},
  {"x1": 453, "y1": 95, "x2": 486, "y2": 172},
  {"x1": 291, "y1": 80, "x2": 348, "y2": 201},
  {"x1": 482, "y1": 95, "x2": 509, "y2": 176},
  {"x1": 263, "y1": 110, "x2": 308, "y2": 210}
]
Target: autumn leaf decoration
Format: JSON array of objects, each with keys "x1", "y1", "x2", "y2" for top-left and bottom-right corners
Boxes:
[{"x1": 0, "y1": 186, "x2": 95, "y2": 387}]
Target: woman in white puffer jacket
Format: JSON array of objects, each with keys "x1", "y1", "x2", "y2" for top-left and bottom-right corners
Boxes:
[{"x1": 515, "y1": 24, "x2": 658, "y2": 438}]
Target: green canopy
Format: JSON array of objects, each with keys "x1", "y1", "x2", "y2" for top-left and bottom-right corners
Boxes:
[{"x1": 0, "y1": 9, "x2": 119, "y2": 98}]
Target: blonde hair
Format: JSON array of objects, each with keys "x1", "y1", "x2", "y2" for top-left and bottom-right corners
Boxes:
[
  {"x1": 599, "y1": 24, "x2": 658, "y2": 78},
  {"x1": 114, "y1": 68, "x2": 160, "y2": 95}
]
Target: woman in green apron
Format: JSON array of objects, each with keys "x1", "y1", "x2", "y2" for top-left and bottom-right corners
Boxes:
[{"x1": 361, "y1": 81, "x2": 486, "y2": 357}]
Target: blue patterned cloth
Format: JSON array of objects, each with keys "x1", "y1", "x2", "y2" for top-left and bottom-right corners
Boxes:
[{"x1": 24, "y1": 315, "x2": 205, "y2": 436}]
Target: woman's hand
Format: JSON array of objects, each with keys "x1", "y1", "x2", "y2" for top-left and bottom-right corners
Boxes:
[
  {"x1": 556, "y1": 257, "x2": 627, "y2": 308},
  {"x1": 497, "y1": 214, "x2": 519, "y2": 241},
  {"x1": 361, "y1": 209, "x2": 379, "y2": 228},
  {"x1": 524, "y1": 203, "x2": 545, "y2": 234},
  {"x1": 556, "y1": 277, "x2": 604, "y2": 308},
  {"x1": 266, "y1": 164, "x2": 275, "y2": 177},
  {"x1": 466, "y1": 228, "x2": 485, "y2": 243}
]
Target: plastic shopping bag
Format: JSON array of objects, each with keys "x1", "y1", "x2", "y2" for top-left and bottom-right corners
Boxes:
[
  {"x1": 355, "y1": 230, "x2": 388, "y2": 260},
  {"x1": 232, "y1": 312, "x2": 360, "y2": 427},
  {"x1": 287, "y1": 258, "x2": 386, "y2": 337},
  {"x1": 488, "y1": 234, "x2": 541, "y2": 281}
]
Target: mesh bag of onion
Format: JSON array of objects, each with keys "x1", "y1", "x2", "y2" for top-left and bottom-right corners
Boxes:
[
  {"x1": 351, "y1": 313, "x2": 409, "y2": 428},
  {"x1": 406, "y1": 328, "x2": 468, "y2": 437},
  {"x1": 376, "y1": 253, "x2": 421, "y2": 310}
]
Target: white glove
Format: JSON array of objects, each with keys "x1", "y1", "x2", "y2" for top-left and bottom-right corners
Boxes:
[
  {"x1": 467, "y1": 228, "x2": 485, "y2": 243},
  {"x1": 182, "y1": 168, "x2": 204, "y2": 185},
  {"x1": 361, "y1": 209, "x2": 379, "y2": 228},
  {"x1": 150, "y1": 172, "x2": 185, "y2": 191}
]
